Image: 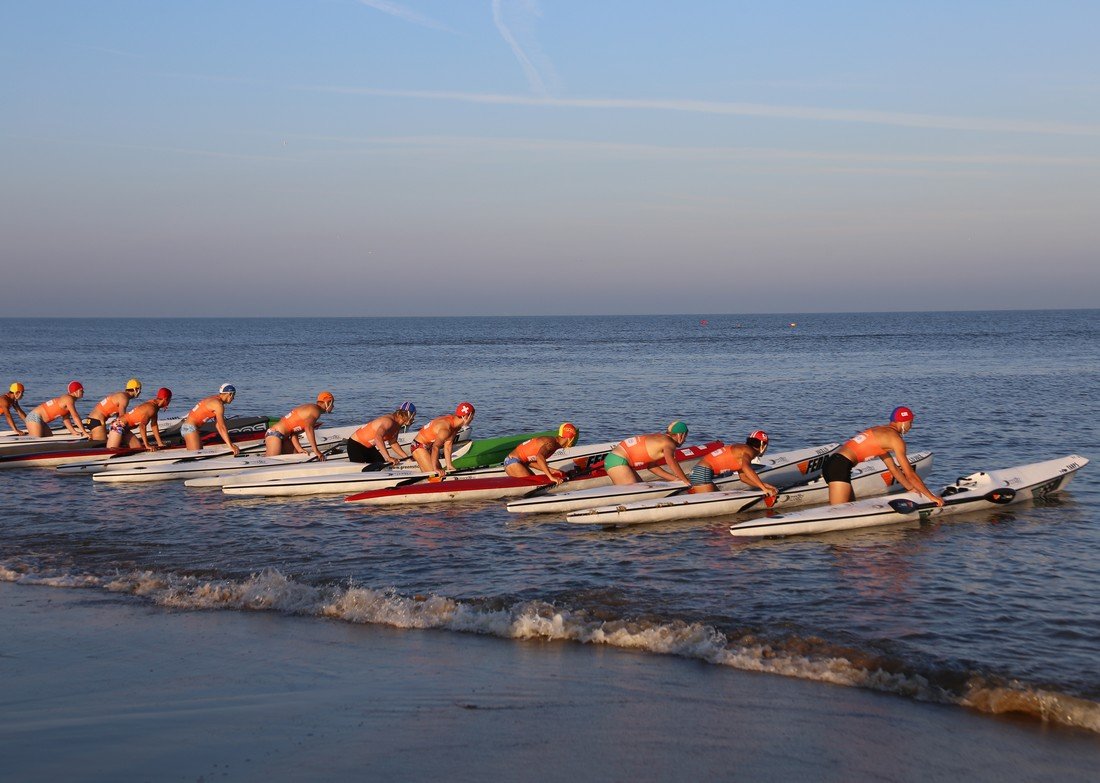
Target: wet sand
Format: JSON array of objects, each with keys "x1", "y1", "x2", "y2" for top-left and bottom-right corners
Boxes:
[{"x1": 2, "y1": 581, "x2": 1097, "y2": 782}]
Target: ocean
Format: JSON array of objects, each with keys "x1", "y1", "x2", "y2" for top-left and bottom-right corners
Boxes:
[{"x1": 2, "y1": 310, "x2": 1098, "y2": 734}]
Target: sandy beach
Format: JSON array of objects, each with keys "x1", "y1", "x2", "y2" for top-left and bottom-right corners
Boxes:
[{"x1": 2, "y1": 581, "x2": 1097, "y2": 782}]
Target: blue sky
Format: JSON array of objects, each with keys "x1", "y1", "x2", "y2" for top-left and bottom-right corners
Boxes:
[{"x1": 2, "y1": 1, "x2": 1098, "y2": 316}]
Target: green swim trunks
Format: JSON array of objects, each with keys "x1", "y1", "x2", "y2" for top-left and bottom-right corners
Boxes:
[{"x1": 603, "y1": 452, "x2": 629, "y2": 469}]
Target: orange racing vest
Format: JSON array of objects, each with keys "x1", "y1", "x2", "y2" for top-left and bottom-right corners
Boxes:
[
  {"x1": 511, "y1": 437, "x2": 553, "y2": 464},
  {"x1": 701, "y1": 446, "x2": 744, "y2": 474},
  {"x1": 186, "y1": 397, "x2": 220, "y2": 426},
  {"x1": 280, "y1": 406, "x2": 315, "y2": 435},
  {"x1": 844, "y1": 429, "x2": 889, "y2": 463},
  {"x1": 90, "y1": 395, "x2": 125, "y2": 421},
  {"x1": 618, "y1": 435, "x2": 658, "y2": 469},
  {"x1": 353, "y1": 417, "x2": 399, "y2": 446},
  {"x1": 121, "y1": 402, "x2": 156, "y2": 428},
  {"x1": 416, "y1": 415, "x2": 460, "y2": 446},
  {"x1": 38, "y1": 397, "x2": 68, "y2": 424}
]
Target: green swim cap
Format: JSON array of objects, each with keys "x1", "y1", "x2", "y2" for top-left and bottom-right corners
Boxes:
[{"x1": 667, "y1": 420, "x2": 688, "y2": 435}]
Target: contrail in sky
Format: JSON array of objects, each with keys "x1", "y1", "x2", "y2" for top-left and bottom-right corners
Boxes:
[
  {"x1": 307, "y1": 85, "x2": 1100, "y2": 137},
  {"x1": 356, "y1": 0, "x2": 451, "y2": 32},
  {"x1": 492, "y1": 0, "x2": 549, "y2": 95}
]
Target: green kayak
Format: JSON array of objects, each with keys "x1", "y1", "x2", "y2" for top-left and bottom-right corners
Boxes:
[{"x1": 451, "y1": 430, "x2": 556, "y2": 470}]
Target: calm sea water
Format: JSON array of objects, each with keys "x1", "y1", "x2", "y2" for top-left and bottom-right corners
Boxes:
[{"x1": 2, "y1": 311, "x2": 1098, "y2": 730}]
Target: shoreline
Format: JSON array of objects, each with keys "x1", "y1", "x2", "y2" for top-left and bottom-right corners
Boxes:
[{"x1": 2, "y1": 581, "x2": 1098, "y2": 781}]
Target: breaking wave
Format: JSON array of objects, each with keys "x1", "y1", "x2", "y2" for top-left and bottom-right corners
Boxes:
[{"x1": 3, "y1": 562, "x2": 1098, "y2": 734}]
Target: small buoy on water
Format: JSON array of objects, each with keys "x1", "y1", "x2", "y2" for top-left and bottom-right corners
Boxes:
[
  {"x1": 789, "y1": 322, "x2": 797, "y2": 328},
  {"x1": 700, "y1": 319, "x2": 708, "y2": 326}
]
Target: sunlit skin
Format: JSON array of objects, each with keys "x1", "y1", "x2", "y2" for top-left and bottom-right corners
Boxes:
[
  {"x1": 411, "y1": 410, "x2": 475, "y2": 477},
  {"x1": 688, "y1": 441, "x2": 777, "y2": 496},
  {"x1": 86, "y1": 387, "x2": 141, "y2": 442},
  {"x1": 26, "y1": 389, "x2": 89, "y2": 438},
  {"x1": 106, "y1": 397, "x2": 170, "y2": 451},
  {"x1": 350, "y1": 409, "x2": 416, "y2": 465},
  {"x1": 605, "y1": 430, "x2": 691, "y2": 486},
  {"x1": 503, "y1": 432, "x2": 577, "y2": 485},
  {"x1": 183, "y1": 392, "x2": 239, "y2": 455},
  {"x1": 266, "y1": 398, "x2": 334, "y2": 460},
  {"x1": 827, "y1": 418, "x2": 944, "y2": 506},
  {"x1": 1, "y1": 389, "x2": 28, "y2": 435}
]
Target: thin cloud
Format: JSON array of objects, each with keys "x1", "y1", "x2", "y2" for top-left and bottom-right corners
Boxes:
[
  {"x1": 305, "y1": 85, "x2": 1100, "y2": 137},
  {"x1": 492, "y1": 0, "x2": 554, "y2": 95},
  {"x1": 278, "y1": 133, "x2": 1100, "y2": 167},
  {"x1": 76, "y1": 45, "x2": 141, "y2": 58},
  {"x1": 3, "y1": 133, "x2": 295, "y2": 164},
  {"x1": 356, "y1": 0, "x2": 452, "y2": 32}
]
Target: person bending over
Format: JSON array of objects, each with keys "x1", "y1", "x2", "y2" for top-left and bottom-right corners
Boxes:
[
  {"x1": 603, "y1": 421, "x2": 692, "y2": 487},
  {"x1": 822, "y1": 406, "x2": 943, "y2": 506}
]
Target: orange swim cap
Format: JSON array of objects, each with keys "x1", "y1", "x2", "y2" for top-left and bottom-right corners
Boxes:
[{"x1": 317, "y1": 391, "x2": 334, "y2": 405}]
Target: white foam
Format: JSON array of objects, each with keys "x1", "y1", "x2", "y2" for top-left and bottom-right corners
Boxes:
[{"x1": 3, "y1": 562, "x2": 1098, "y2": 733}]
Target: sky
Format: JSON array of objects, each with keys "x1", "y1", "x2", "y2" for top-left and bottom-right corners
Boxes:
[{"x1": 2, "y1": 1, "x2": 1099, "y2": 316}]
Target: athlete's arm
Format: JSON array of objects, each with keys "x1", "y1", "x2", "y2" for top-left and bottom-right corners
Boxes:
[
  {"x1": 886, "y1": 437, "x2": 944, "y2": 506},
  {"x1": 443, "y1": 433, "x2": 459, "y2": 473},
  {"x1": 895, "y1": 449, "x2": 943, "y2": 505},
  {"x1": 304, "y1": 423, "x2": 324, "y2": 460},
  {"x1": 64, "y1": 400, "x2": 89, "y2": 437},
  {"x1": 738, "y1": 463, "x2": 777, "y2": 496},
  {"x1": 150, "y1": 412, "x2": 164, "y2": 449},
  {"x1": 383, "y1": 420, "x2": 411, "y2": 462},
  {"x1": 370, "y1": 422, "x2": 400, "y2": 464},
  {"x1": 213, "y1": 403, "x2": 240, "y2": 456},
  {"x1": 136, "y1": 420, "x2": 154, "y2": 448},
  {"x1": 60, "y1": 414, "x2": 80, "y2": 436},
  {"x1": 429, "y1": 441, "x2": 444, "y2": 475},
  {"x1": 3, "y1": 409, "x2": 24, "y2": 435},
  {"x1": 118, "y1": 394, "x2": 131, "y2": 421},
  {"x1": 651, "y1": 442, "x2": 691, "y2": 484},
  {"x1": 533, "y1": 452, "x2": 566, "y2": 483}
]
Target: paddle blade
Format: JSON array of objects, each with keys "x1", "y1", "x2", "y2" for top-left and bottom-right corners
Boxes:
[
  {"x1": 888, "y1": 498, "x2": 923, "y2": 514},
  {"x1": 987, "y1": 487, "x2": 1017, "y2": 505}
]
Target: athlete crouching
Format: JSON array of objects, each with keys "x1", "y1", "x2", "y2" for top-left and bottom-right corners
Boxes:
[{"x1": 688, "y1": 430, "x2": 777, "y2": 496}]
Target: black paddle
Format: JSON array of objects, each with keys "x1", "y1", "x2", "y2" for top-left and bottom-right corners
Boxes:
[{"x1": 888, "y1": 487, "x2": 1016, "y2": 515}]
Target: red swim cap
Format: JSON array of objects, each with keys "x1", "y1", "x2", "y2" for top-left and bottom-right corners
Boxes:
[
  {"x1": 156, "y1": 388, "x2": 173, "y2": 406},
  {"x1": 748, "y1": 429, "x2": 769, "y2": 446},
  {"x1": 891, "y1": 406, "x2": 914, "y2": 423},
  {"x1": 456, "y1": 402, "x2": 475, "y2": 417},
  {"x1": 68, "y1": 381, "x2": 84, "y2": 395}
]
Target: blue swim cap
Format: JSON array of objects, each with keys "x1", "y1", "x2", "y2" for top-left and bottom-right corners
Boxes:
[
  {"x1": 398, "y1": 401, "x2": 416, "y2": 415},
  {"x1": 219, "y1": 384, "x2": 236, "y2": 395}
]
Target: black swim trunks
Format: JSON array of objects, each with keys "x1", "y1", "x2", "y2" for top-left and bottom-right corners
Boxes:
[
  {"x1": 347, "y1": 439, "x2": 385, "y2": 465},
  {"x1": 822, "y1": 452, "x2": 855, "y2": 484}
]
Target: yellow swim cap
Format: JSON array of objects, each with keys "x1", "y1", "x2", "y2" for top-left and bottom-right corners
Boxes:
[{"x1": 9, "y1": 382, "x2": 24, "y2": 394}]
